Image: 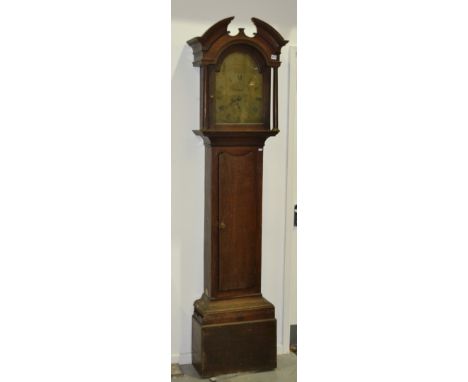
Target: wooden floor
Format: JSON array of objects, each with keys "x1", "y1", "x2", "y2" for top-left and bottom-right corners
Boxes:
[{"x1": 171, "y1": 353, "x2": 296, "y2": 381}]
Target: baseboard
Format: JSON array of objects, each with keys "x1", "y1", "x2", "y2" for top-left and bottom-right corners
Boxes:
[
  {"x1": 172, "y1": 345, "x2": 287, "y2": 366},
  {"x1": 276, "y1": 344, "x2": 289, "y2": 355},
  {"x1": 171, "y1": 352, "x2": 192, "y2": 365}
]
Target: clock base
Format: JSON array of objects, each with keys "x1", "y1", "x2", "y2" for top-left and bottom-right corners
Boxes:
[{"x1": 191, "y1": 294, "x2": 277, "y2": 378}]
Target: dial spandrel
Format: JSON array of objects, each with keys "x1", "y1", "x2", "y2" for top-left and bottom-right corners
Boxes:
[{"x1": 214, "y1": 52, "x2": 263, "y2": 124}]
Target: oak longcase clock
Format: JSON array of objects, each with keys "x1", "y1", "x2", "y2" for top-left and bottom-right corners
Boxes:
[{"x1": 187, "y1": 17, "x2": 288, "y2": 378}]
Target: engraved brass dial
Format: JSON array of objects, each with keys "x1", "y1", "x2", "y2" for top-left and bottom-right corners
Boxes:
[{"x1": 214, "y1": 52, "x2": 263, "y2": 124}]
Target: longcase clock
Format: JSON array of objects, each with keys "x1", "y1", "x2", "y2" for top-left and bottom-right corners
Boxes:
[{"x1": 187, "y1": 17, "x2": 288, "y2": 377}]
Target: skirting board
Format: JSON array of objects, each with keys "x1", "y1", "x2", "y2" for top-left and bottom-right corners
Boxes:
[{"x1": 172, "y1": 345, "x2": 287, "y2": 365}]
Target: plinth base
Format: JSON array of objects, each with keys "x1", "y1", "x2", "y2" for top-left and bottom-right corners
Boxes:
[{"x1": 191, "y1": 294, "x2": 277, "y2": 378}]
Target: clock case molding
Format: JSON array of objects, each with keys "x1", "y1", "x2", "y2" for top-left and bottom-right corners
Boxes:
[{"x1": 187, "y1": 17, "x2": 288, "y2": 377}]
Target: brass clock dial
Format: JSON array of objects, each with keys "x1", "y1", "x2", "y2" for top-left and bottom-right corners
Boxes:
[{"x1": 214, "y1": 52, "x2": 263, "y2": 124}]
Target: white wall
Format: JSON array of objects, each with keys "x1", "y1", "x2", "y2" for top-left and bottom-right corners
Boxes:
[
  {"x1": 171, "y1": 0, "x2": 296, "y2": 364},
  {"x1": 283, "y1": 46, "x2": 297, "y2": 353}
]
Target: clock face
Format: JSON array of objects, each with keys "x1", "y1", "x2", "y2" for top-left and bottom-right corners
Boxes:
[{"x1": 214, "y1": 52, "x2": 263, "y2": 124}]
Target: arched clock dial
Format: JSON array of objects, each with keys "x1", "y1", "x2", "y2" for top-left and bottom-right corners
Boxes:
[{"x1": 215, "y1": 52, "x2": 264, "y2": 124}]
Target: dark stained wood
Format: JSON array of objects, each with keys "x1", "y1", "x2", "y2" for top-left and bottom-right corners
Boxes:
[
  {"x1": 193, "y1": 294, "x2": 275, "y2": 325},
  {"x1": 187, "y1": 17, "x2": 287, "y2": 68},
  {"x1": 200, "y1": 143, "x2": 266, "y2": 300},
  {"x1": 273, "y1": 67, "x2": 279, "y2": 131},
  {"x1": 251, "y1": 17, "x2": 288, "y2": 53},
  {"x1": 191, "y1": 316, "x2": 202, "y2": 373},
  {"x1": 192, "y1": 316, "x2": 276, "y2": 378},
  {"x1": 193, "y1": 129, "x2": 278, "y2": 147},
  {"x1": 187, "y1": 17, "x2": 287, "y2": 378},
  {"x1": 200, "y1": 66, "x2": 209, "y2": 129},
  {"x1": 218, "y1": 149, "x2": 259, "y2": 292},
  {"x1": 203, "y1": 146, "x2": 212, "y2": 296}
]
